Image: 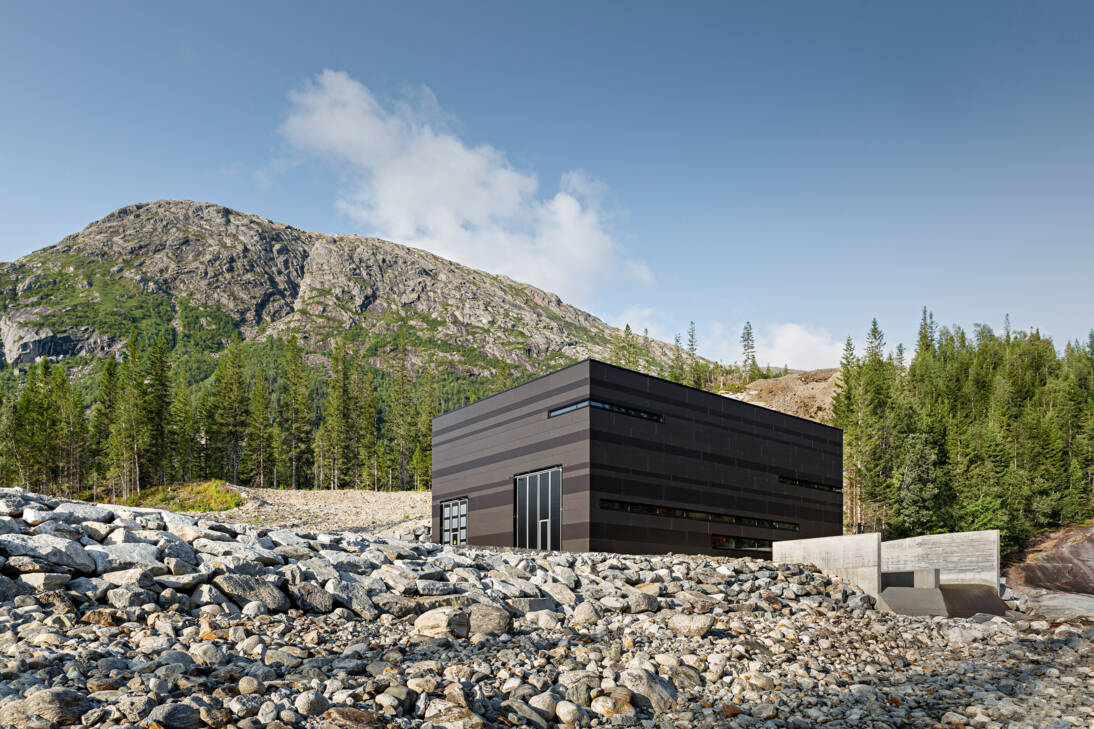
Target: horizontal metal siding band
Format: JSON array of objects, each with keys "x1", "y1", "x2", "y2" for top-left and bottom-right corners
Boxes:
[
  {"x1": 433, "y1": 380, "x2": 590, "y2": 438},
  {"x1": 589, "y1": 360, "x2": 842, "y2": 435},
  {"x1": 435, "y1": 463, "x2": 593, "y2": 501},
  {"x1": 591, "y1": 482, "x2": 841, "y2": 529},
  {"x1": 591, "y1": 373, "x2": 842, "y2": 448},
  {"x1": 433, "y1": 428, "x2": 591, "y2": 479},
  {"x1": 592, "y1": 429, "x2": 841, "y2": 492},
  {"x1": 593, "y1": 506, "x2": 790, "y2": 539},
  {"x1": 472, "y1": 522, "x2": 592, "y2": 549},
  {"x1": 590, "y1": 462, "x2": 841, "y2": 509}
]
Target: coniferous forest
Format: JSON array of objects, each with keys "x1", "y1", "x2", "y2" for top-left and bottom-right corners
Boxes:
[
  {"x1": 1, "y1": 307, "x2": 1091, "y2": 554},
  {"x1": 0, "y1": 333, "x2": 443, "y2": 502},
  {"x1": 835, "y1": 310, "x2": 1094, "y2": 551}
]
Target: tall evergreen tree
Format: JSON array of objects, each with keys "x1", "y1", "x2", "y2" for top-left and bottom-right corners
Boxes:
[
  {"x1": 241, "y1": 369, "x2": 274, "y2": 488},
  {"x1": 354, "y1": 366, "x2": 380, "y2": 489},
  {"x1": 206, "y1": 337, "x2": 248, "y2": 484},
  {"x1": 168, "y1": 375, "x2": 196, "y2": 483},
  {"x1": 108, "y1": 334, "x2": 147, "y2": 499},
  {"x1": 88, "y1": 357, "x2": 119, "y2": 495},
  {"x1": 143, "y1": 334, "x2": 171, "y2": 487},
  {"x1": 280, "y1": 334, "x2": 312, "y2": 489},
  {"x1": 388, "y1": 340, "x2": 415, "y2": 490},
  {"x1": 740, "y1": 321, "x2": 758, "y2": 379}
]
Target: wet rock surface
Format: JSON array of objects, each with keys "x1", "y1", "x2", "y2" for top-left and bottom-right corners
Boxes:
[{"x1": 0, "y1": 486, "x2": 1090, "y2": 729}]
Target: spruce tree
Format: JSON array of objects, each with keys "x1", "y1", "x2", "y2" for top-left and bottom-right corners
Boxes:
[
  {"x1": 740, "y1": 321, "x2": 758, "y2": 379},
  {"x1": 389, "y1": 340, "x2": 415, "y2": 490},
  {"x1": 89, "y1": 357, "x2": 119, "y2": 495},
  {"x1": 143, "y1": 334, "x2": 171, "y2": 487},
  {"x1": 685, "y1": 321, "x2": 702, "y2": 388},
  {"x1": 109, "y1": 334, "x2": 147, "y2": 499},
  {"x1": 280, "y1": 334, "x2": 312, "y2": 489},
  {"x1": 241, "y1": 369, "x2": 274, "y2": 488},
  {"x1": 207, "y1": 337, "x2": 248, "y2": 484},
  {"x1": 354, "y1": 366, "x2": 379, "y2": 489},
  {"x1": 168, "y1": 375, "x2": 196, "y2": 483}
]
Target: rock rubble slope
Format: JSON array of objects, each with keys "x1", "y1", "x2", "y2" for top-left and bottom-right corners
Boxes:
[{"x1": 0, "y1": 487, "x2": 1091, "y2": 729}]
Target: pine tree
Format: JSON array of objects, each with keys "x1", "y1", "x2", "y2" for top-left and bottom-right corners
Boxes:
[
  {"x1": 354, "y1": 366, "x2": 380, "y2": 489},
  {"x1": 88, "y1": 357, "x2": 119, "y2": 495},
  {"x1": 280, "y1": 334, "x2": 312, "y2": 489},
  {"x1": 109, "y1": 334, "x2": 147, "y2": 499},
  {"x1": 241, "y1": 369, "x2": 274, "y2": 488},
  {"x1": 51, "y1": 364, "x2": 86, "y2": 493},
  {"x1": 663, "y1": 334, "x2": 687, "y2": 384},
  {"x1": 389, "y1": 340, "x2": 415, "y2": 490},
  {"x1": 207, "y1": 337, "x2": 248, "y2": 484},
  {"x1": 685, "y1": 321, "x2": 702, "y2": 388},
  {"x1": 13, "y1": 360, "x2": 54, "y2": 492},
  {"x1": 411, "y1": 362, "x2": 438, "y2": 490},
  {"x1": 741, "y1": 321, "x2": 758, "y2": 380},
  {"x1": 168, "y1": 375, "x2": 196, "y2": 483},
  {"x1": 314, "y1": 339, "x2": 355, "y2": 489},
  {"x1": 143, "y1": 334, "x2": 171, "y2": 487}
]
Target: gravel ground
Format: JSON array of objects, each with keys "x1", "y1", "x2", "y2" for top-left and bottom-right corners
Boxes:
[
  {"x1": 202, "y1": 487, "x2": 431, "y2": 537},
  {"x1": 1, "y1": 488, "x2": 1093, "y2": 729}
]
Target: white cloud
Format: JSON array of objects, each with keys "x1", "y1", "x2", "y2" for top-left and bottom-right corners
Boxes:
[
  {"x1": 276, "y1": 69, "x2": 651, "y2": 305},
  {"x1": 661, "y1": 319, "x2": 844, "y2": 370},
  {"x1": 756, "y1": 322, "x2": 844, "y2": 371},
  {"x1": 611, "y1": 306, "x2": 673, "y2": 343}
]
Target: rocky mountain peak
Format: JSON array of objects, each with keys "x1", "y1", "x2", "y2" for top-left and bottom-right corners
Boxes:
[{"x1": 0, "y1": 200, "x2": 674, "y2": 373}]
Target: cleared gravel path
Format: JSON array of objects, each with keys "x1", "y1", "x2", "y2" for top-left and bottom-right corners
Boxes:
[{"x1": 202, "y1": 486, "x2": 431, "y2": 535}]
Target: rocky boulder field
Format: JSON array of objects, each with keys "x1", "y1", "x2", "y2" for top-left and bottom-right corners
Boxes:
[{"x1": 0, "y1": 488, "x2": 1091, "y2": 729}]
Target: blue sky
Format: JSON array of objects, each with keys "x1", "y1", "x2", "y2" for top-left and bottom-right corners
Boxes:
[{"x1": 2, "y1": 2, "x2": 1093, "y2": 368}]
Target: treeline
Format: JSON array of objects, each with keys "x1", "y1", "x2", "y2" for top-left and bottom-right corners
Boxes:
[
  {"x1": 834, "y1": 310, "x2": 1094, "y2": 551},
  {"x1": 607, "y1": 319, "x2": 786, "y2": 391},
  {"x1": 0, "y1": 333, "x2": 438, "y2": 501}
]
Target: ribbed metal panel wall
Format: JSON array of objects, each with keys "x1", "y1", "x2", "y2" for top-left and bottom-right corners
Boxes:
[{"x1": 432, "y1": 359, "x2": 843, "y2": 556}]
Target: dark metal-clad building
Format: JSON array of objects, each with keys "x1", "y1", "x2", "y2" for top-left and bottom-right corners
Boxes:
[{"x1": 431, "y1": 359, "x2": 843, "y2": 558}]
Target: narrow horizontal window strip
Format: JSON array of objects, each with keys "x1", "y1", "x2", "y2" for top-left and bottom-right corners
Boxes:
[
  {"x1": 712, "y1": 535, "x2": 772, "y2": 552},
  {"x1": 548, "y1": 399, "x2": 664, "y2": 424},
  {"x1": 598, "y1": 498, "x2": 799, "y2": 532},
  {"x1": 778, "y1": 474, "x2": 842, "y2": 493}
]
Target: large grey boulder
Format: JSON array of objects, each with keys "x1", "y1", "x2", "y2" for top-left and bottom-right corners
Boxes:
[
  {"x1": 619, "y1": 669, "x2": 677, "y2": 712},
  {"x1": 288, "y1": 581, "x2": 334, "y2": 613},
  {"x1": 468, "y1": 603, "x2": 513, "y2": 634},
  {"x1": 0, "y1": 516, "x2": 24, "y2": 535},
  {"x1": 193, "y1": 538, "x2": 282, "y2": 566},
  {"x1": 53, "y1": 502, "x2": 114, "y2": 523},
  {"x1": 213, "y1": 574, "x2": 290, "y2": 612},
  {"x1": 668, "y1": 612, "x2": 716, "y2": 638},
  {"x1": 0, "y1": 575, "x2": 20, "y2": 602},
  {"x1": 147, "y1": 702, "x2": 203, "y2": 729},
  {"x1": 414, "y1": 607, "x2": 470, "y2": 638},
  {"x1": 325, "y1": 578, "x2": 379, "y2": 619},
  {"x1": 85, "y1": 542, "x2": 166, "y2": 575},
  {"x1": 0, "y1": 534, "x2": 95, "y2": 573},
  {"x1": 4, "y1": 687, "x2": 91, "y2": 727}
]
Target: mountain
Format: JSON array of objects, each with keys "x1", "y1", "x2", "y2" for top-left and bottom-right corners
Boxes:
[{"x1": 0, "y1": 200, "x2": 677, "y2": 375}]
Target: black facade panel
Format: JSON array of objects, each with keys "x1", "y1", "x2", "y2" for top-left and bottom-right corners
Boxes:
[{"x1": 433, "y1": 359, "x2": 843, "y2": 556}]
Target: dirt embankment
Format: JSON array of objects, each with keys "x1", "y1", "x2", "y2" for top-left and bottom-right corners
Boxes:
[
  {"x1": 723, "y1": 368, "x2": 840, "y2": 424},
  {"x1": 201, "y1": 486, "x2": 432, "y2": 537}
]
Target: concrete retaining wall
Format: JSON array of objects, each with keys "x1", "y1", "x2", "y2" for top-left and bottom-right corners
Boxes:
[
  {"x1": 773, "y1": 533, "x2": 882, "y2": 596},
  {"x1": 880, "y1": 530, "x2": 1000, "y2": 589}
]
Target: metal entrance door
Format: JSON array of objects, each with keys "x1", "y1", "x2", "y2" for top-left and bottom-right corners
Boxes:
[{"x1": 515, "y1": 467, "x2": 561, "y2": 550}]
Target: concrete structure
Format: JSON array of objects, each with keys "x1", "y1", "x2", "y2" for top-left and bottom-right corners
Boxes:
[
  {"x1": 774, "y1": 529, "x2": 1005, "y2": 617},
  {"x1": 772, "y1": 532, "x2": 881, "y2": 597},
  {"x1": 432, "y1": 359, "x2": 844, "y2": 557},
  {"x1": 880, "y1": 530, "x2": 1000, "y2": 589}
]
